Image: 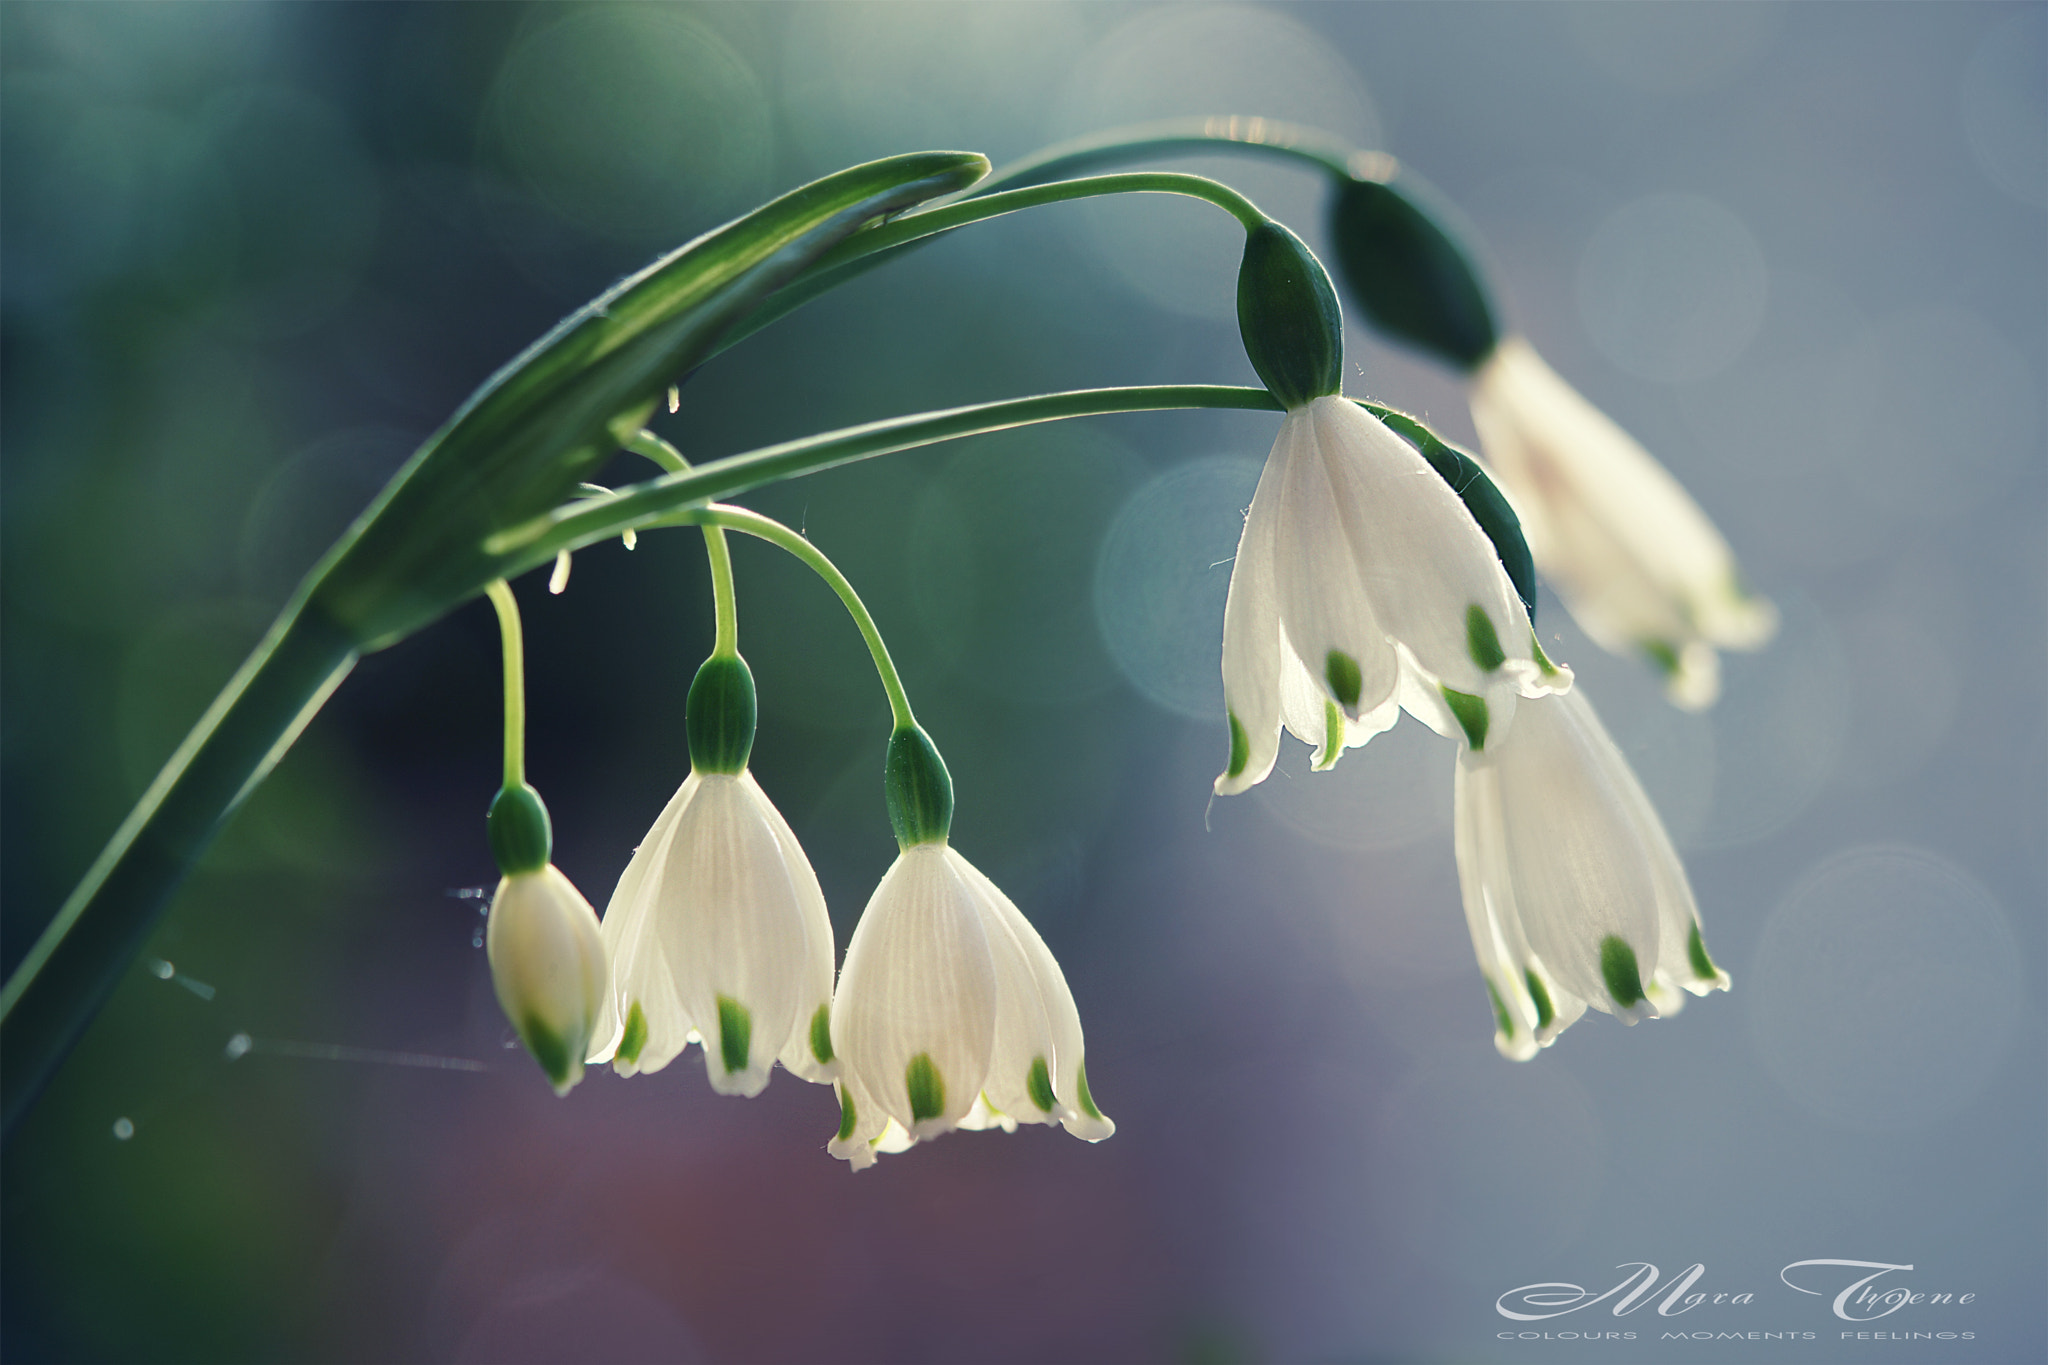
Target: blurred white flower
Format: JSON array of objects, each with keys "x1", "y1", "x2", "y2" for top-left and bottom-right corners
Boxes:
[
  {"x1": 586, "y1": 770, "x2": 837, "y2": 1096},
  {"x1": 486, "y1": 864, "x2": 609, "y2": 1096},
  {"x1": 827, "y1": 843, "x2": 1111, "y2": 1170},
  {"x1": 1217, "y1": 394, "x2": 1570, "y2": 794},
  {"x1": 1453, "y1": 686, "x2": 1730, "y2": 1059},
  {"x1": 1469, "y1": 337, "x2": 1776, "y2": 709}
]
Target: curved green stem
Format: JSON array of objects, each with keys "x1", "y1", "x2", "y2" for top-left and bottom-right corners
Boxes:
[
  {"x1": 486, "y1": 385, "x2": 1283, "y2": 576},
  {"x1": 484, "y1": 581, "x2": 526, "y2": 789},
  {"x1": 625, "y1": 429, "x2": 689, "y2": 475},
  {"x1": 703, "y1": 526, "x2": 738, "y2": 658},
  {"x1": 963, "y1": 117, "x2": 1377, "y2": 196},
  {"x1": 624, "y1": 430, "x2": 738, "y2": 656},
  {"x1": 718, "y1": 171, "x2": 1267, "y2": 357},
  {"x1": 670, "y1": 506, "x2": 915, "y2": 731}
]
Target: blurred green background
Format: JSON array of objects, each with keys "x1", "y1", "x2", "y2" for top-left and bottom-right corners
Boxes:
[{"x1": 4, "y1": 3, "x2": 2042, "y2": 1362}]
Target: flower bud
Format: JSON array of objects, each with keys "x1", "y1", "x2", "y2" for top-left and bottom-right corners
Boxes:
[
  {"x1": 486, "y1": 864, "x2": 609, "y2": 1095},
  {"x1": 1329, "y1": 173, "x2": 1497, "y2": 371},
  {"x1": 487, "y1": 781, "x2": 552, "y2": 876},
  {"x1": 884, "y1": 723, "x2": 953, "y2": 849},
  {"x1": 685, "y1": 653, "x2": 757, "y2": 774},
  {"x1": 1237, "y1": 220, "x2": 1344, "y2": 409}
]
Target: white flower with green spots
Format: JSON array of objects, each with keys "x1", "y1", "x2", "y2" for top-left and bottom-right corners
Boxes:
[
  {"x1": 1454, "y1": 685, "x2": 1731, "y2": 1059},
  {"x1": 1469, "y1": 337, "x2": 1776, "y2": 710},
  {"x1": 585, "y1": 770, "x2": 837, "y2": 1096},
  {"x1": 486, "y1": 864, "x2": 609, "y2": 1096},
  {"x1": 826, "y1": 842, "x2": 1111, "y2": 1171},
  {"x1": 1215, "y1": 394, "x2": 1571, "y2": 795}
]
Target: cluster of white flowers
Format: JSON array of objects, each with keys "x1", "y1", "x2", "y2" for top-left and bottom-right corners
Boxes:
[
  {"x1": 1216, "y1": 383, "x2": 1730, "y2": 1056},
  {"x1": 486, "y1": 196, "x2": 1755, "y2": 1142},
  {"x1": 485, "y1": 666, "x2": 1111, "y2": 1170}
]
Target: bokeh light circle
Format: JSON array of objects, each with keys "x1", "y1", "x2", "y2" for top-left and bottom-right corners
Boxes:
[
  {"x1": 1052, "y1": 4, "x2": 1378, "y2": 321},
  {"x1": 1960, "y1": 7, "x2": 2048, "y2": 209},
  {"x1": 1826, "y1": 305, "x2": 2039, "y2": 522},
  {"x1": 1692, "y1": 593, "x2": 1848, "y2": 849},
  {"x1": 487, "y1": 8, "x2": 772, "y2": 245},
  {"x1": 1094, "y1": 454, "x2": 1261, "y2": 719},
  {"x1": 1254, "y1": 715, "x2": 1454, "y2": 854},
  {"x1": 1749, "y1": 846, "x2": 2023, "y2": 1130},
  {"x1": 1578, "y1": 192, "x2": 1767, "y2": 384},
  {"x1": 1568, "y1": 2, "x2": 1782, "y2": 95},
  {"x1": 910, "y1": 428, "x2": 1147, "y2": 706}
]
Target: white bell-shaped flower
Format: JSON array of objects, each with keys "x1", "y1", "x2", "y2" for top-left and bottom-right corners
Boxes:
[
  {"x1": 586, "y1": 769, "x2": 837, "y2": 1095},
  {"x1": 1217, "y1": 394, "x2": 1571, "y2": 795},
  {"x1": 1469, "y1": 337, "x2": 1776, "y2": 709},
  {"x1": 827, "y1": 842, "x2": 1112, "y2": 1170},
  {"x1": 486, "y1": 864, "x2": 610, "y2": 1096},
  {"x1": 1453, "y1": 685, "x2": 1730, "y2": 1059}
]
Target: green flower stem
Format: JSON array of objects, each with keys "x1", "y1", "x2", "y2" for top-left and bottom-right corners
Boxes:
[
  {"x1": 717, "y1": 171, "x2": 1268, "y2": 358},
  {"x1": 966, "y1": 117, "x2": 1365, "y2": 194},
  {"x1": 1, "y1": 600, "x2": 358, "y2": 1134},
  {"x1": 623, "y1": 430, "x2": 738, "y2": 657},
  {"x1": 484, "y1": 581, "x2": 527, "y2": 789},
  {"x1": 5, "y1": 386, "x2": 1283, "y2": 1138},
  {"x1": 663, "y1": 504, "x2": 916, "y2": 732},
  {"x1": 486, "y1": 385, "x2": 1284, "y2": 576},
  {"x1": 703, "y1": 524, "x2": 738, "y2": 658}
]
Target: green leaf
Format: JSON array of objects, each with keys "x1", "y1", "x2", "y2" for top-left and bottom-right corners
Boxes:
[
  {"x1": 1, "y1": 152, "x2": 987, "y2": 1137},
  {"x1": 312, "y1": 151, "x2": 988, "y2": 652}
]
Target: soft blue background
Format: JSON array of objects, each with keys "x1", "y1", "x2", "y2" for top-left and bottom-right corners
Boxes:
[{"x1": 5, "y1": 4, "x2": 2042, "y2": 1362}]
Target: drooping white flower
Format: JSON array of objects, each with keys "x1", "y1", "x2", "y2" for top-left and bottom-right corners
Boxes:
[
  {"x1": 1468, "y1": 337, "x2": 1776, "y2": 709},
  {"x1": 586, "y1": 768, "x2": 837, "y2": 1095},
  {"x1": 1453, "y1": 685, "x2": 1730, "y2": 1059},
  {"x1": 827, "y1": 842, "x2": 1112, "y2": 1170},
  {"x1": 1216, "y1": 394, "x2": 1572, "y2": 795},
  {"x1": 486, "y1": 863, "x2": 609, "y2": 1096}
]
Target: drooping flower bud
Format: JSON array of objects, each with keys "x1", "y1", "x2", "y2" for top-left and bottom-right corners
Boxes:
[
  {"x1": 486, "y1": 863, "x2": 609, "y2": 1095},
  {"x1": 1328, "y1": 172, "x2": 1498, "y2": 371},
  {"x1": 884, "y1": 723, "x2": 953, "y2": 849},
  {"x1": 685, "y1": 653, "x2": 757, "y2": 774},
  {"x1": 1236, "y1": 220, "x2": 1344, "y2": 409}
]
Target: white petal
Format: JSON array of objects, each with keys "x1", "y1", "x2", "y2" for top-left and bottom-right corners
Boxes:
[
  {"x1": 1469, "y1": 338, "x2": 1776, "y2": 697},
  {"x1": 1266, "y1": 408, "x2": 1402, "y2": 726},
  {"x1": 949, "y1": 850, "x2": 1113, "y2": 1141},
  {"x1": 831, "y1": 845, "x2": 996, "y2": 1139},
  {"x1": 827, "y1": 1076, "x2": 901, "y2": 1171},
  {"x1": 1453, "y1": 754, "x2": 1591, "y2": 1056},
  {"x1": 590, "y1": 776, "x2": 699, "y2": 1074},
  {"x1": 487, "y1": 865, "x2": 609, "y2": 1095},
  {"x1": 1306, "y1": 397, "x2": 1545, "y2": 698},
  {"x1": 740, "y1": 772, "x2": 840, "y2": 1085},
  {"x1": 1217, "y1": 446, "x2": 1286, "y2": 794},
  {"x1": 1476, "y1": 690, "x2": 1663, "y2": 1021},
  {"x1": 652, "y1": 774, "x2": 815, "y2": 1097}
]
